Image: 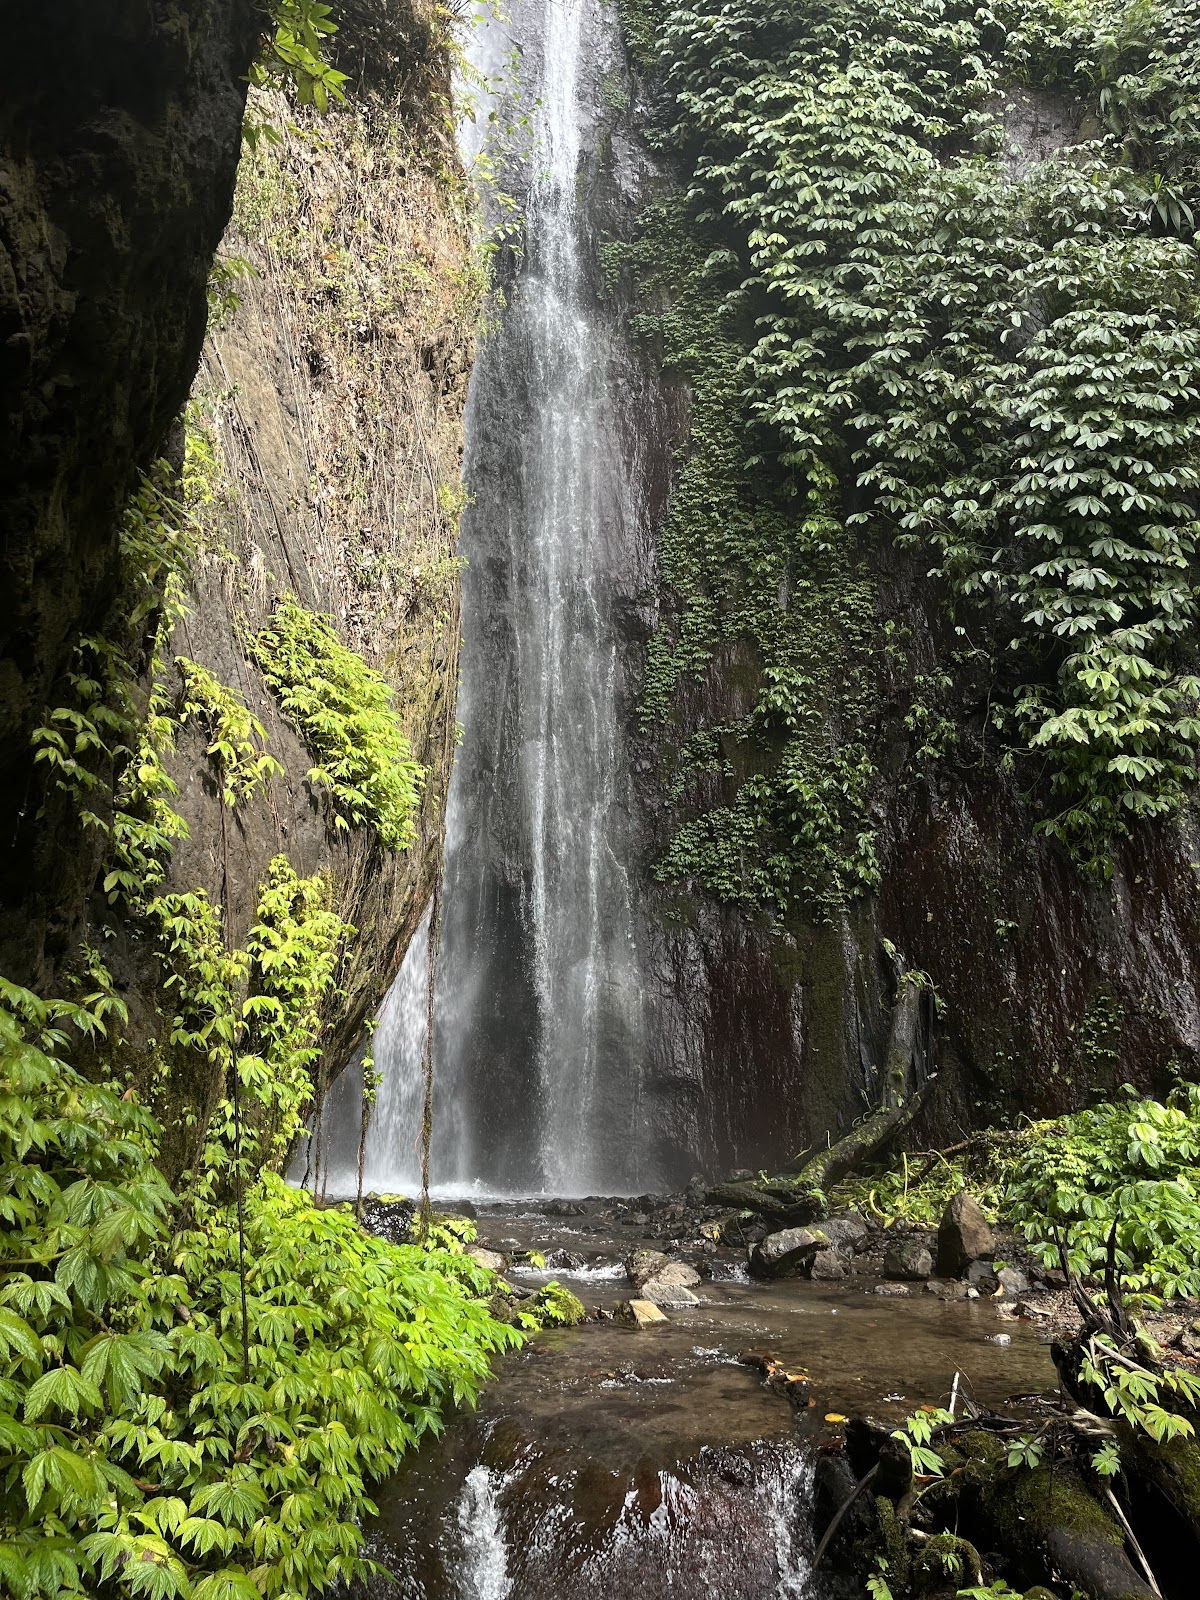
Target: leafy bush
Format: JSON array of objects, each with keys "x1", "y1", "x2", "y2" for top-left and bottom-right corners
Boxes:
[
  {"x1": 0, "y1": 982, "x2": 520, "y2": 1600},
  {"x1": 251, "y1": 599, "x2": 425, "y2": 851},
  {"x1": 1007, "y1": 1084, "x2": 1200, "y2": 1300}
]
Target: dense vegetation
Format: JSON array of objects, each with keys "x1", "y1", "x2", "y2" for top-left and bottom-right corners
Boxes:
[
  {"x1": 251, "y1": 600, "x2": 425, "y2": 852},
  {"x1": 0, "y1": 985, "x2": 519, "y2": 1600},
  {"x1": 615, "y1": 0, "x2": 1200, "y2": 903}
]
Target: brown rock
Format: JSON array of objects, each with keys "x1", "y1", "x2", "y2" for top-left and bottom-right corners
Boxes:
[
  {"x1": 749, "y1": 1226, "x2": 829, "y2": 1278},
  {"x1": 936, "y1": 1191, "x2": 995, "y2": 1277},
  {"x1": 618, "y1": 1298, "x2": 669, "y2": 1327}
]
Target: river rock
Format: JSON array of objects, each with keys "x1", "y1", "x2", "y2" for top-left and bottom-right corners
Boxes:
[
  {"x1": 749, "y1": 1226, "x2": 828, "y2": 1278},
  {"x1": 467, "y1": 1246, "x2": 507, "y2": 1272},
  {"x1": 810, "y1": 1247, "x2": 846, "y2": 1280},
  {"x1": 685, "y1": 1174, "x2": 708, "y2": 1208},
  {"x1": 966, "y1": 1258, "x2": 999, "y2": 1294},
  {"x1": 819, "y1": 1215, "x2": 869, "y2": 1253},
  {"x1": 936, "y1": 1191, "x2": 995, "y2": 1276},
  {"x1": 997, "y1": 1265, "x2": 1030, "y2": 1298},
  {"x1": 924, "y1": 1277, "x2": 969, "y2": 1300},
  {"x1": 626, "y1": 1248, "x2": 670, "y2": 1291},
  {"x1": 884, "y1": 1240, "x2": 933, "y2": 1280},
  {"x1": 640, "y1": 1261, "x2": 702, "y2": 1306},
  {"x1": 618, "y1": 1298, "x2": 669, "y2": 1327}
]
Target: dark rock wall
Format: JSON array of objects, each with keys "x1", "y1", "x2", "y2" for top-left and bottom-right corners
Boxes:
[{"x1": 0, "y1": 0, "x2": 258, "y2": 983}]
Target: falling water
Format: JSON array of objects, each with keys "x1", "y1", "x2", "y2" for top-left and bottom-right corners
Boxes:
[
  {"x1": 430, "y1": 0, "x2": 651, "y2": 1193},
  {"x1": 311, "y1": 0, "x2": 656, "y2": 1198},
  {"x1": 299, "y1": 904, "x2": 432, "y2": 1197}
]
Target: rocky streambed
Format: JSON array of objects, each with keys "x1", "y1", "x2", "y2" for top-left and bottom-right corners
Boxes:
[{"x1": 351, "y1": 1190, "x2": 1065, "y2": 1600}]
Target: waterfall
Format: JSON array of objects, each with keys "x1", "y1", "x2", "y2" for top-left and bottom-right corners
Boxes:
[
  {"x1": 297, "y1": 903, "x2": 431, "y2": 1197},
  {"x1": 431, "y1": 0, "x2": 652, "y2": 1194},
  {"x1": 309, "y1": 0, "x2": 657, "y2": 1199}
]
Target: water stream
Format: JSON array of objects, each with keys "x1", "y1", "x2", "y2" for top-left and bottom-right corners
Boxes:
[
  {"x1": 433, "y1": 0, "x2": 651, "y2": 1194},
  {"x1": 307, "y1": 0, "x2": 654, "y2": 1200}
]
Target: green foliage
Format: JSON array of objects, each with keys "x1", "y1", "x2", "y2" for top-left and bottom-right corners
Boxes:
[
  {"x1": 624, "y1": 0, "x2": 1200, "y2": 879},
  {"x1": 251, "y1": 599, "x2": 425, "y2": 851},
  {"x1": 892, "y1": 1406, "x2": 955, "y2": 1477},
  {"x1": 174, "y1": 658, "x2": 282, "y2": 809},
  {"x1": 148, "y1": 858, "x2": 350, "y2": 1178},
  {"x1": 1007, "y1": 1082, "x2": 1200, "y2": 1300},
  {"x1": 1078, "y1": 1329, "x2": 1200, "y2": 1442},
  {"x1": 606, "y1": 205, "x2": 881, "y2": 919},
  {"x1": 250, "y1": 0, "x2": 349, "y2": 114},
  {"x1": 0, "y1": 983, "x2": 520, "y2": 1600},
  {"x1": 527, "y1": 1282, "x2": 586, "y2": 1328}
]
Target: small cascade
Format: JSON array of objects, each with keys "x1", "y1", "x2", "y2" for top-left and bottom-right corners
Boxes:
[
  {"x1": 299, "y1": 903, "x2": 431, "y2": 1197},
  {"x1": 453, "y1": 1467, "x2": 513, "y2": 1600},
  {"x1": 364, "y1": 1434, "x2": 824, "y2": 1600}
]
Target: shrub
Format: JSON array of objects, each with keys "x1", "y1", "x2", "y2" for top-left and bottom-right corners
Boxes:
[
  {"x1": 0, "y1": 981, "x2": 520, "y2": 1600},
  {"x1": 251, "y1": 599, "x2": 425, "y2": 851}
]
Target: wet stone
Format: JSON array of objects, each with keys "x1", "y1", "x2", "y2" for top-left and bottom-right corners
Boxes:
[
  {"x1": 810, "y1": 1248, "x2": 847, "y2": 1281},
  {"x1": 467, "y1": 1246, "x2": 507, "y2": 1272},
  {"x1": 884, "y1": 1240, "x2": 933, "y2": 1281},
  {"x1": 937, "y1": 1191, "x2": 995, "y2": 1277},
  {"x1": 617, "y1": 1298, "x2": 669, "y2": 1327},
  {"x1": 749, "y1": 1226, "x2": 828, "y2": 1279},
  {"x1": 997, "y1": 1266, "x2": 1030, "y2": 1298}
]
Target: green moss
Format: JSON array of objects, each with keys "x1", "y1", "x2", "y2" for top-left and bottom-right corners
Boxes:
[{"x1": 529, "y1": 1281, "x2": 586, "y2": 1328}]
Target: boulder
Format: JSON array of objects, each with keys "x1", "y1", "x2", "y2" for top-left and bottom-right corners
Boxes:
[
  {"x1": 626, "y1": 1248, "x2": 670, "y2": 1292},
  {"x1": 640, "y1": 1261, "x2": 702, "y2": 1306},
  {"x1": 884, "y1": 1240, "x2": 933, "y2": 1281},
  {"x1": 936, "y1": 1191, "x2": 995, "y2": 1277},
  {"x1": 467, "y1": 1246, "x2": 507, "y2": 1272},
  {"x1": 685, "y1": 1174, "x2": 708, "y2": 1209},
  {"x1": 749, "y1": 1226, "x2": 828, "y2": 1278},
  {"x1": 820, "y1": 1215, "x2": 870, "y2": 1253},
  {"x1": 618, "y1": 1298, "x2": 669, "y2": 1327},
  {"x1": 810, "y1": 1248, "x2": 847, "y2": 1280}
]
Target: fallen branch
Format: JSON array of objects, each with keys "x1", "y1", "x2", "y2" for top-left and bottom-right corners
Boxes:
[{"x1": 812, "y1": 1463, "x2": 878, "y2": 1571}]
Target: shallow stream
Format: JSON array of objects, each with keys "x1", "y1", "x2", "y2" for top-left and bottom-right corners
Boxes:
[{"x1": 355, "y1": 1200, "x2": 1057, "y2": 1600}]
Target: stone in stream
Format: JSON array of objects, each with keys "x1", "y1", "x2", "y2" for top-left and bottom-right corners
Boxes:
[
  {"x1": 810, "y1": 1248, "x2": 847, "y2": 1281},
  {"x1": 818, "y1": 1214, "x2": 870, "y2": 1253},
  {"x1": 996, "y1": 1265, "x2": 1030, "y2": 1298},
  {"x1": 641, "y1": 1263, "x2": 702, "y2": 1307},
  {"x1": 883, "y1": 1240, "x2": 933, "y2": 1281},
  {"x1": 936, "y1": 1191, "x2": 995, "y2": 1276},
  {"x1": 467, "y1": 1246, "x2": 507, "y2": 1272},
  {"x1": 749, "y1": 1226, "x2": 828, "y2": 1278},
  {"x1": 626, "y1": 1249, "x2": 702, "y2": 1305},
  {"x1": 617, "y1": 1298, "x2": 669, "y2": 1327}
]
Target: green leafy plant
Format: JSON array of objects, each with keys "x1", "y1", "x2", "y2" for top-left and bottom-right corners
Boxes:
[
  {"x1": 251, "y1": 598, "x2": 425, "y2": 850},
  {"x1": 251, "y1": 0, "x2": 349, "y2": 113},
  {"x1": 1007, "y1": 1083, "x2": 1200, "y2": 1300},
  {"x1": 175, "y1": 658, "x2": 282, "y2": 809},
  {"x1": 0, "y1": 980, "x2": 521, "y2": 1600},
  {"x1": 892, "y1": 1406, "x2": 955, "y2": 1477},
  {"x1": 619, "y1": 0, "x2": 1200, "y2": 886}
]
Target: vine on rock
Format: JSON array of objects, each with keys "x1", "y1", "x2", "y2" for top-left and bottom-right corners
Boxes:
[{"x1": 621, "y1": 0, "x2": 1200, "y2": 886}]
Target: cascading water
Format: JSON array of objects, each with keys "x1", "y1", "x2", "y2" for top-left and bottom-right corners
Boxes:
[
  {"x1": 305, "y1": 0, "x2": 658, "y2": 1200},
  {"x1": 429, "y1": 0, "x2": 654, "y2": 1193}
]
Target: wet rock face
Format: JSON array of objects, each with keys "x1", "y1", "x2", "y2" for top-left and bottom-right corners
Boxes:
[{"x1": 0, "y1": 0, "x2": 257, "y2": 979}]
